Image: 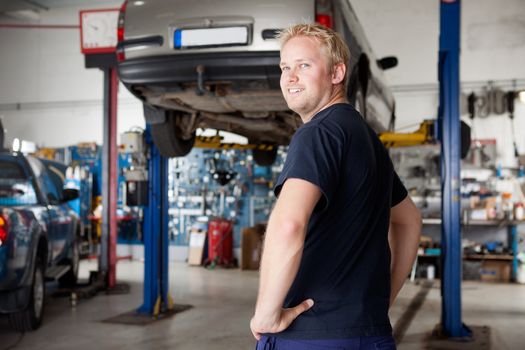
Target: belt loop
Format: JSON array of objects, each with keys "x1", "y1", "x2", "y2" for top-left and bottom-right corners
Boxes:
[
  {"x1": 263, "y1": 336, "x2": 275, "y2": 350},
  {"x1": 271, "y1": 336, "x2": 277, "y2": 350},
  {"x1": 264, "y1": 337, "x2": 271, "y2": 350}
]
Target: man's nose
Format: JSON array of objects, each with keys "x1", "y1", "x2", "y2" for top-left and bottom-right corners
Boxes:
[{"x1": 288, "y1": 69, "x2": 298, "y2": 83}]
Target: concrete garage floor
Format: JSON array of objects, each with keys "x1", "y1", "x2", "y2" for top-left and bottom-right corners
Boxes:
[{"x1": 1, "y1": 260, "x2": 524, "y2": 350}]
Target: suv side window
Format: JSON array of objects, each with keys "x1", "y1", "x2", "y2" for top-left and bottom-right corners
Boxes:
[
  {"x1": 0, "y1": 160, "x2": 38, "y2": 206},
  {"x1": 39, "y1": 159, "x2": 68, "y2": 203},
  {"x1": 26, "y1": 156, "x2": 61, "y2": 205}
]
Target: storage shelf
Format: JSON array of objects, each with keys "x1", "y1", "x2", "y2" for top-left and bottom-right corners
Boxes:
[
  {"x1": 420, "y1": 217, "x2": 520, "y2": 280},
  {"x1": 418, "y1": 254, "x2": 513, "y2": 261},
  {"x1": 464, "y1": 254, "x2": 513, "y2": 261},
  {"x1": 422, "y1": 218, "x2": 525, "y2": 226}
]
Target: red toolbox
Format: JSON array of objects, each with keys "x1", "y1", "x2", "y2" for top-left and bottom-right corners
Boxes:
[{"x1": 207, "y1": 218, "x2": 234, "y2": 266}]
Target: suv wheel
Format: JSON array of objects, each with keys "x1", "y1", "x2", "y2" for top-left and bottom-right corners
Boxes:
[
  {"x1": 150, "y1": 111, "x2": 196, "y2": 158},
  {"x1": 8, "y1": 259, "x2": 45, "y2": 332}
]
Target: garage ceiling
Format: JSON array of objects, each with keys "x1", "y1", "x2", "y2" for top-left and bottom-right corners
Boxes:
[
  {"x1": 0, "y1": 0, "x2": 118, "y2": 20},
  {"x1": 0, "y1": 0, "x2": 119, "y2": 13},
  {"x1": 0, "y1": 0, "x2": 49, "y2": 12}
]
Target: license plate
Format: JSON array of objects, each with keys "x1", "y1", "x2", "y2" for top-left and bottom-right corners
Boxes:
[{"x1": 174, "y1": 26, "x2": 249, "y2": 49}]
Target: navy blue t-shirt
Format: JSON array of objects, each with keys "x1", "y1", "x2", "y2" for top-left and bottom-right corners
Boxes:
[{"x1": 273, "y1": 103, "x2": 407, "y2": 339}]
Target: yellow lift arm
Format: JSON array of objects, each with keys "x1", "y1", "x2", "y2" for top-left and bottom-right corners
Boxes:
[
  {"x1": 194, "y1": 135, "x2": 276, "y2": 151},
  {"x1": 379, "y1": 120, "x2": 436, "y2": 148},
  {"x1": 195, "y1": 120, "x2": 437, "y2": 151}
]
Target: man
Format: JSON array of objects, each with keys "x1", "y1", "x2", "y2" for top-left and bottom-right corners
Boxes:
[{"x1": 250, "y1": 24, "x2": 422, "y2": 349}]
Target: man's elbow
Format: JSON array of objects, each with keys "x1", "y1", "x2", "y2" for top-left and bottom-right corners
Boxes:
[
  {"x1": 390, "y1": 206, "x2": 422, "y2": 238},
  {"x1": 405, "y1": 206, "x2": 422, "y2": 236},
  {"x1": 413, "y1": 207, "x2": 423, "y2": 231},
  {"x1": 392, "y1": 196, "x2": 422, "y2": 228},
  {"x1": 278, "y1": 219, "x2": 306, "y2": 238}
]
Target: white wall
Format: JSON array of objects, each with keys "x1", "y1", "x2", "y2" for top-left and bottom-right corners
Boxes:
[
  {"x1": 0, "y1": 1, "x2": 144, "y2": 149},
  {"x1": 352, "y1": 0, "x2": 525, "y2": 167},
  {"x1": 0, "y1": 98, "x2": 144, "y2": 148},
  {"x1": 1, "y1": 0, "x2": 525, "y2": 166},
  {"x1": 352, "y1": 0, "x2": 525, "y2": 84}
]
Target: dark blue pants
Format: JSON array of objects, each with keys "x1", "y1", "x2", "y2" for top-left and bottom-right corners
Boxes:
[{"x1": 255, "y1": 335, "x2": 396, "y2": 350}]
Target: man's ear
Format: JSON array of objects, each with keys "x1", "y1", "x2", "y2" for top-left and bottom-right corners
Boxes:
[{"x1": 331, "y1": 63, "x2": 346, "y2": 85}]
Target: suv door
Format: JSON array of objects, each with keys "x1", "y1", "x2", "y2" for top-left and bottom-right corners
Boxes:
[{"x1": 25, "y1": 156, "x2": 73, "y2": 263}]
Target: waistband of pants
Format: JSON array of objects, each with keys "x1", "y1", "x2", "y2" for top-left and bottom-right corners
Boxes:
[{"x1": 255, "y1": 335, "x2": 396, "y2": 350}]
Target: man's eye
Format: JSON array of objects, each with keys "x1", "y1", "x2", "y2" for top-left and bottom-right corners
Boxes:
[
  {"x1": 281, "y1": 66, "x2": 290, "y2": 71},
  {"x1": 300, "y1": 63, "x2": 309, "y2": 68}
]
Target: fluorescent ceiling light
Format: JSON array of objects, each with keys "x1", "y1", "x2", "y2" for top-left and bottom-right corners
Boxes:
[
  {"x1": 12, "y1": 138, "x2": 20, "y2": 152},
  {"x1": 5, "y1": 10, "x2": 40, "y2": 21},
  {"x1": 519, "y1": 91, "x2": 525, "y2": 104}
]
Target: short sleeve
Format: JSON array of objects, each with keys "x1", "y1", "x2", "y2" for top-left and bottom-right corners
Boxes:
[
  {"x1": 391, "y1": 171, "x2": 408, "y2": 207},
  {"x1": 274, "y1": 125, "x2": 342, "y2": 212}
]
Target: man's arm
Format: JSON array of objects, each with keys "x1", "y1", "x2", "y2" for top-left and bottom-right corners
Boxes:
[
  {"x1": 388, "y1": 196, "x2": 422, "y2": 306},
  {"x1": 250, "y1": 178, "x2": 321, "y2": 340}
]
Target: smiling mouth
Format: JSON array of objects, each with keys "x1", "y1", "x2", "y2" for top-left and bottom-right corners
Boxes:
[{"x1": 288, "y1": 88, "x2": 304, "y2": 94}]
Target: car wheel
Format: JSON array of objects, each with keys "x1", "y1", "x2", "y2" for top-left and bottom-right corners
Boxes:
[
  {"x1": 59, "y1": 239, "x2": 80, "y2": 287},
  {"x1": 354, "y1": 85, "x2": 367, "y2": 119},
  {"x1": 348, "y1": 55, "x2": 369, "y2": 120},
  {"x1": 150, "y1": 113, "x2": 196, "y2": 158},
  {"x1": 8, "y1": 259, "x2": 45, "y2": 332},
  {"x1": 252, "y1": 147, "x2": 278, "y2": 166}
]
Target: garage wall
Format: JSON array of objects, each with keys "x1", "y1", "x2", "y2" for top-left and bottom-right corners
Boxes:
[
  {"x1": 352, "y1": 0, "x2": 525, "y2": 167},
  {"x1": 0, "y1": 0, "x2": 524, "y2": 166},
  {"x1": 0, "y1": 1, "x2": 144, "y2": 149},
  {"x1": 353, "y1": 0, "x2": 525, "y2": 85}
]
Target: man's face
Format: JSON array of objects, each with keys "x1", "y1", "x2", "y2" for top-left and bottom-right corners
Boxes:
[{"x1": 280, "y1": 36, "x2": 335, "y2": 122}]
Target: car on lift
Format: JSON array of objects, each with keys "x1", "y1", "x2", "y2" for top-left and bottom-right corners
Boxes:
[
  {"x1": 117, "y1": 0, "x2": 398, "y2": 165},
  {"x1": 0, "y1": 152, "x2": 80, "y2": 332}
]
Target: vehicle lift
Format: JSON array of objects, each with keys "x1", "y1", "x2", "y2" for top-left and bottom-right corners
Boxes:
[
  {"x1": 72, "y1": 24, "x2": 129, "y2": 302},
  {"x1": 437, "y1": 0, "x2": 473, "y2": 340},
  {"x1": 137, "y1": 126, "x2": 176, "y2": 316},
  {"x1": 383, "y1": 0, "x2": 481, "y2": 343},
  {"x1": 383, "y1": 1, "x2": 476, "y2": 342}
]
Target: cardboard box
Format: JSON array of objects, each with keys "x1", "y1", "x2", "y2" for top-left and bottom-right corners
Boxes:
[
  {"x1": 480, "y1": 260, "x2": 511, "y2": 282},
  {"x1": 188, "y1": 230, "x2": 207, "y2": 266},
  {"x1": 241, "y1": 224, "x2": 266, "y2": 270}
]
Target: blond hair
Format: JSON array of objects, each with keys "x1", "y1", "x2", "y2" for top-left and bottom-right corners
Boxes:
[{"x1": 277, "y1": 23, "x2": 351, "y2": 89}]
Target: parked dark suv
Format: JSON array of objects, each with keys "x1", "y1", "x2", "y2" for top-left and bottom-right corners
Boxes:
[
  {"x1": 0, "y1": 152, "x2": 80, "y2": 331},
  {"x1": 117, "y1": 0, "x2": 397, "y2": 164}
]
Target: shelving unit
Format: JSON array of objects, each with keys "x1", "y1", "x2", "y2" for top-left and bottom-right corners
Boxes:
[{"x1": 422, "y1": 218, "x2": 521, "y2": 281}]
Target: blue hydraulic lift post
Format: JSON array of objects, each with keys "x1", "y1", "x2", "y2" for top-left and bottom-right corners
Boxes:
[
  {"x1": 138, "y1": 126, "x2": 170, "y2": 314},
  {"x1": 160, "y1": 136, "x2": 170, "y2": 310},
  {"x1": 438, "y1": 0, "x2": 471, "y2": 338},
  {"x1": 510, "y1": 225, "x2": 518, "y2": 280}
]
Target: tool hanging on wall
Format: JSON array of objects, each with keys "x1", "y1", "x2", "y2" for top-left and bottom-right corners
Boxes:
[
  {"x1": 506, "y1": 90, "x2": 519, "y2": 158},
  {"x1": 467, "y1": 92, "x2": 477, "y2": 140},
  {"x1": 0, "y1": 118, "x2": 5, "y2": 151}
]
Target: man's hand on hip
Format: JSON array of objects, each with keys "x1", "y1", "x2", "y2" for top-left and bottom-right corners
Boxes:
[{"x1": 250, "y1": 299, "x2": 314, "y2": 340}]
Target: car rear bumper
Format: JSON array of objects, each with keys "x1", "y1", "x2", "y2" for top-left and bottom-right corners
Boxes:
[{"x1": 117, "y1": 51, "x2": 281, "y2": 85}]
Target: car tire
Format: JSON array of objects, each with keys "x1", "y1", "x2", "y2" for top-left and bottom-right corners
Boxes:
[
  {"x1": 348, "y1": 55, "x2": 370, "y2": 120},
  {"x1": 354, "y1": 85, "x2": 367, "y2": 119},
  {"x1": 252, "y1": 147, "x2": 278, "y2": 166},
  {"x1": 8, "y1": 258, "x2": 45, "y2": 332},
  {"x1": 59, "y1": 239, "x2": 80, "y2": 288},
  {"x1": 150, "y1": 113, "x2": 196, "y2": 158}
]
